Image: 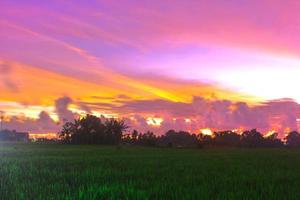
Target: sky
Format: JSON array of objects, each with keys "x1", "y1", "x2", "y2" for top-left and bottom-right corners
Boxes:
[{"x1": 1, "y1": 0, "x2": 300, "y2": 137}]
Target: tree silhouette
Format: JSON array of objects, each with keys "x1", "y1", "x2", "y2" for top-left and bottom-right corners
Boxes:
[
  {"x1": 59, "y1": 122, "x2": 75, "y2": 144},
  {"x1": 137, "y1": 131, "x2": 157, "y2": 146},
  {"x1": 285, "y1": 131, "x2": 300, "y2": 147},
  {"x1": 240, "y1": 129, "x2": 264, "y2": 147},
  {"x1": 58, "y1": 116, "x2": 299, "y2": 148},
  {"x1": 264, "y1": 132, "x2": 283, "y2": 147},
  {"x1": 197, "y1": 133, "x2": 213, "y2": 147},
  {"x1": 104, "y1": 118, "x2": 128, "y2": 144},
  {"x1": 122, "y1": 130, "x2": 158, "y2": 146},
  {"x1": 159, "y1": 130, "x2": 198, "y2": 147},
  {"x1": 131, "y1": 129, "x2": 139, "y2": 142},
  {"x1": 59, "y1": 115, "x2": 128, "y2": 145},
  {"x1": 213, "y1": 130, "x2": 240, "y2": 146}
]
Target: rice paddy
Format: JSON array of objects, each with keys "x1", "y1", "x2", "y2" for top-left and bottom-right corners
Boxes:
[{"x1": 1, "y1": 143, "x2": 300, "y2": 199}]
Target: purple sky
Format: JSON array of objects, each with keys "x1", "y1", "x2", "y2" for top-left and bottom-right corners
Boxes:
[{"x1": 1, "y1": 0, "x2": 300, "y2": 136}]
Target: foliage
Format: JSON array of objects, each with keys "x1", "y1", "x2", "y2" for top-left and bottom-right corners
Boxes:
[
  {"x1": 123, "y1": 130, "x2": 158, "y2": 146},
  {"x1": 59, "y1": 115, "x2": 300, "y2": 148},
  {"x1": 158, "y1": 130, "x2": 198, "y2": 147},
  {"x1": 285, "y1": 131, "x2": 300, "y2": 147},
  {"x1": 59, "y1": 115, "x2": 128, "y2": 145},
  {"x1": 213, "y1": 130, "x2": 240, "y2": 146},
  {"x1": 240, "y1": 129, "x2": 265, "y2": 147},
  {"x1": 264, "y1": 132, "x2": 283, "y2": 147}
]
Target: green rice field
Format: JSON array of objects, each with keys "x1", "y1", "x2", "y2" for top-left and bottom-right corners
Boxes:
[{"x1": 1, "y1": 143, "x2": 300, "y2": 199}]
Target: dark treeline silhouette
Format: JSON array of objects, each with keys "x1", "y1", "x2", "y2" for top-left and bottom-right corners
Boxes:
[
  {"x1": 123, "y1": 129, "x2": 199, "y2": 147},
  {"x1": 285, "y1": 131, "x2": 300, "y2": 148},
  {"x1": 123, "y1": 129, "x2": 285, "y2": 148},
  {"x1": 59, "y1": 115, "x2": 128, "y2": 145},
  {"x1": 59, "y1": 115, "x2": 300, "y2": 148}
]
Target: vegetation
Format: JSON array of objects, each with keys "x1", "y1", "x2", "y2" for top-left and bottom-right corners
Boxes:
[
  {"x1": 58, "y1": 115, "x2": 300, "y2": 148},
  {"x1": 2, "y1": 143, "x2": 300, "y2": 199},
  {"x1": 123, "y1": 128, "x2": 287, "y2": 148},
  {"x1": 285, "y1": 131, "x2": 300, "y2": 147},
  {"x1": 59, "y1": 115, "x2": 128, "y2": 145}
]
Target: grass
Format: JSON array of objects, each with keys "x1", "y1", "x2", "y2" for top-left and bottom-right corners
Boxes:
[{"x1": 1, "y1": 143, "x2": 300, "y2": 199}]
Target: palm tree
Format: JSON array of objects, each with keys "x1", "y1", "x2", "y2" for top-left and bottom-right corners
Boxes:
[{"x1": 104, "y1": 118, "x2": 128, "y2": 144}]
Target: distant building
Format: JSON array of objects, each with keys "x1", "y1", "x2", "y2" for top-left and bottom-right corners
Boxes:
[{"x1": 0, "y1": 129, "x2": 29, "y2": 142}]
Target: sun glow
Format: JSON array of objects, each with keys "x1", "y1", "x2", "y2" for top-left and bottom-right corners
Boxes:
[
  {"x1": 264, "y1": 130, "x2": 276, "y2": 138},
  {"x1": 231, "y1": 128, "x2": 245, "y2": 135},
  {"x1": 146, "y1": 117, "x2": 164, "y2": 127},
  {"x1": 185, "y1": 118, "x2": 191, "y2": 123},
  {"x1": 215, "y1": 55, "x2": 300, "y2": 103},
  {"x1": 200, "y1": 128, "x2": 213, "y2": 136},
  {"x1": 29, "y1": 133, "x2": 58, "y2": 140}
]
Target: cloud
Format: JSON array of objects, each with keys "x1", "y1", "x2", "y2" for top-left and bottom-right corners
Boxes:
[
  {"x1": 116, "y1": 94, "x2": 131, "y2": 99},
  {"x1": 0, "y1": 60, "x2": 19, "y2": 92},
  {"x1": 2, "y1": 111, "x2": 59, "y2": 134},
  {"x1": 1, "y1": 95, "x2": 300, "y2": 138},
  {"x1": 1, "y1": 96, "x2": 77, "y2": 134},
  {"x1": 77, "y1": 102, "x2": 92, "y2": 114},
  {"x1": 112, "y1": 97, "x2": 300, "y2": 137},
  {"x1": 55, "y1": 96, "x2": 76, "y2": 122}
]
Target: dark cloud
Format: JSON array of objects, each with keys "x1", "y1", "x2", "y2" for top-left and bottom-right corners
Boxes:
[
  {"x1": 116, "y1": 94, "x2": 131, "y2": 99},
  {"x1": 2, "y1": 96, "x2": 77, "y2": 133},
  {"x1": 0, "y1": 60, "x2": 19, "y2": 92},
  {"x1": 115, "y1": 99, "x2": 193, "y2": 116},
  {"x1": 77, "y1": 102, "x2": 92, "y2": 113},
  {"x1": 77, "y1": 101, "x2": 115, "y2": 111},
  {"x1": 2, "y1": 111, "x2": 59, "y2": 133},
  {"x1": 55, "y1": 96, "x2": 76, "y2": 122}
]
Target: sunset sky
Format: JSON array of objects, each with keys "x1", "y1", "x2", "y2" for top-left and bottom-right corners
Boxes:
[{"x1": 1, "y1": 0, "x2": 300, "y2": 137}]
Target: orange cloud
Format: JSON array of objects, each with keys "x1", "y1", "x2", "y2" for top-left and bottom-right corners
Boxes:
[{"x1": 0, "y1": 59, "x2": 259, "y2": 120}]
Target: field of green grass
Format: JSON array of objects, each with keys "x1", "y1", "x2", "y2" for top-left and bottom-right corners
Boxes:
[{"x1": 1, "y1": 143, "x2": 300, "y2": 199}]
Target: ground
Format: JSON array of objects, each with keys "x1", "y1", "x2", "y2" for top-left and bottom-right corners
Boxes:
[{"x1": 0, "y1": 143, "x2": 300, "y2": 199}]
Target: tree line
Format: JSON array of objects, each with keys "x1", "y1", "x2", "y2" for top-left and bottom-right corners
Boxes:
[{"x1": 59, "y1": 115, "x2": 300, "y2": 148}]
